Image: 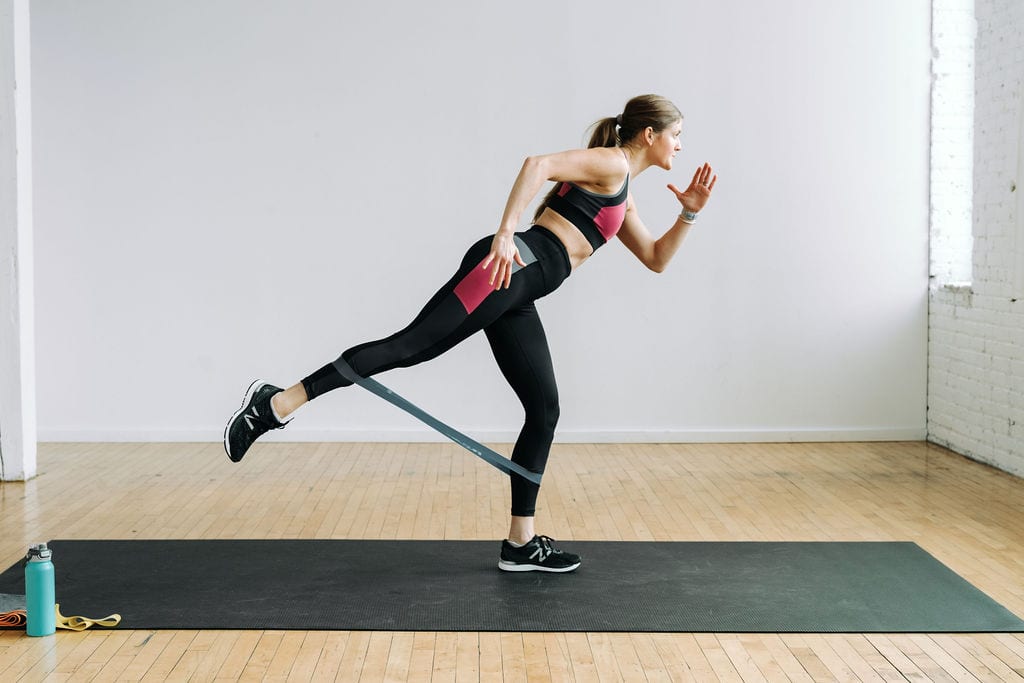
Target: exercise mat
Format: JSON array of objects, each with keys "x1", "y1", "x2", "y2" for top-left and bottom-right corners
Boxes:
[{"x1": 0, "y1": 540, "x2": 1020, "y2": 632}]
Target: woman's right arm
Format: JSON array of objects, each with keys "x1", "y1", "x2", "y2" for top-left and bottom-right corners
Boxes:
[{"x1": 618, "y1": 163, "x2": 717, "y2": 273}]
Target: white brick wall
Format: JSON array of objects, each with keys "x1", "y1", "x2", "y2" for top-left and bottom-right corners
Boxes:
[{"x1": 928, "y1": 0, "x2": 1024, "y2": 476}]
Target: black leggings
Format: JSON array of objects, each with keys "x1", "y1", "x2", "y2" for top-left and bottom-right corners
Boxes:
[{"x1": 301, "y1": 226, "x2": 572, "y2": 516}]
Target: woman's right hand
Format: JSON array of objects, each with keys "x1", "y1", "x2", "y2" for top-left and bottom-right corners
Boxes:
[
  {"x1": 481, "y1": 231, "x2": 527, "y2": 289},
  {"x1": 668, "y1": 162, "x2": 717, "y2": 214}
]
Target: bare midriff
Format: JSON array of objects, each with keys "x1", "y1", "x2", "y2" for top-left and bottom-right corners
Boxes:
[{"x1": 534, "y1": 208, "x2": 594, "y2": 272}]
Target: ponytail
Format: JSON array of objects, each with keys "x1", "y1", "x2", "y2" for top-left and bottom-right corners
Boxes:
[{"x1": 586, "y1": 116, "x2": 620, "y2": 149}]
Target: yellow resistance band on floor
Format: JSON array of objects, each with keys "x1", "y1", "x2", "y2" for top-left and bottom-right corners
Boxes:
[{"x1": 55, "y1": 604, "x2": 121, "y2": 631}]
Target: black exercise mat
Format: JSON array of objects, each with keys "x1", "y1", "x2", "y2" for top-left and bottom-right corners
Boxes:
[{"x1": 0, "y1": 540, "x2": 1021, "y2": 632}]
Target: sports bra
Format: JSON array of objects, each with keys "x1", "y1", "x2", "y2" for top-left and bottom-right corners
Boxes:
[{"x1": 545, "y1": 152, "x2": 629, "y2": 252}]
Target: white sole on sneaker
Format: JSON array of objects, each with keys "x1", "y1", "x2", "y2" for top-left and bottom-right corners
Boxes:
[
  {"x1": 223, "y1": 379, "x2": 267, "y2": 460},
  {"x1": 497, "y1": 560, "x2": 581, "y2": 573}
]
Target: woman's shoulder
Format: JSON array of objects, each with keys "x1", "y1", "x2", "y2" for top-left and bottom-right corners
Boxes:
[
  {"x1": 587, "y1": 145, "x2": 628, "y2": 165},
  {"x1": 573, "y1": 146, "x2": 629, "y2": 180},
  {"x1": 538, "y1": 146, "x2": 628, "y2": 190}
]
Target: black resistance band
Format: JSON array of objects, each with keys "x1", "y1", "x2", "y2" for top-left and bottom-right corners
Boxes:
[{"x1": 332, "y1": 358, "x2": 543, "y2": 485}]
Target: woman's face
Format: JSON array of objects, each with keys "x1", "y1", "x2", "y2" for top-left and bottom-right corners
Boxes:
[{"x1": 652, "y1": 119, "x2": 683, "y2": 170}]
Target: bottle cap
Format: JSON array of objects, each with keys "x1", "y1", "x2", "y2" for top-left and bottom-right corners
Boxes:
[{"x1": 26, "y1": 544, "x2": 52, "y2": 561}]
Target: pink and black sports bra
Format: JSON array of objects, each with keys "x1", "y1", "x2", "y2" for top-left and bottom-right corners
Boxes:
[{"x1": 545, "y1": 155, "x2": 629, "y2": 253}]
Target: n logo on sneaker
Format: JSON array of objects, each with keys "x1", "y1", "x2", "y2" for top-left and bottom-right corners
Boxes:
[{"x1": 244, "y1": 407, "x2": 260, "y2": 430}]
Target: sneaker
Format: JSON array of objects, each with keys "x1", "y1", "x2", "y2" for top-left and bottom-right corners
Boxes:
[
  {"x1": 223, "y1": 380, "x2": 287, "y2": 462},
  {"x1": 498, "y1": 535, "x2": 581, "y2": 573}
]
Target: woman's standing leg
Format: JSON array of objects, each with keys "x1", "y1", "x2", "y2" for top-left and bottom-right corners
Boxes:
[{"x1": 485, "y1": 303, "x2": 581, "y2": 572}]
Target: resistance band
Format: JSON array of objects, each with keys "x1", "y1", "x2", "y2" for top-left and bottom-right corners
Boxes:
[
  {"x1": 0, "y1": 609, "x2": 24, "y2": 628},
  {"x1": 55, "y1": 603, "x2": 121, "y2": 631},
  {"x1": 0, "y1": 604, "x2": 120, "y2": 630},
  {"x1": 332, "y1": 358, "x2": 542, "y2": 485}
]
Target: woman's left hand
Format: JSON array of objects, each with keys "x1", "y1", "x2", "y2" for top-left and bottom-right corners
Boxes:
[
  {"x1": 481, "y1": 231, "x2": 527, "y2": 289},
  {"x1": 667, "y1": 162, "x2": 717, "y2": 214}
]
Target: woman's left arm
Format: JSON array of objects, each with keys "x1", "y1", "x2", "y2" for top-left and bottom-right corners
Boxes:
[{"x1": 618, "y1": 163, "x2": 717, "y2": 273}]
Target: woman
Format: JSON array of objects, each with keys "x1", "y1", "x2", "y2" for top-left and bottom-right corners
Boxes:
[{"x1": 224, "y1": 94, "x2": 716, "y2": 572}]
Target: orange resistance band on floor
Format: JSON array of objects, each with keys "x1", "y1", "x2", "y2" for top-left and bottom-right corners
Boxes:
[{"x1": 0, "y1": 609, "x2": 26, "y2": 628}]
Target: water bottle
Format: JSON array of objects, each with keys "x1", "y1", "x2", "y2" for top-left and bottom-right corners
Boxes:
[{"x1": 25, "y1": 544, "x2": 56, "y2": 636}]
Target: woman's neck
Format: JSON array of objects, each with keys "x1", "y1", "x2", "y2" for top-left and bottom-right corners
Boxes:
[{"x1": 621, "y1": 144, "x2": 654, "y2": 177}]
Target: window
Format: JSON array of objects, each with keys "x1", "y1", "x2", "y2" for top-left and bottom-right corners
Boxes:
[
  {"x1": 930, "y1": 0, "x2": 975, "y2": 288},
  {"x1": 1016, "y1": 92, "x2": 1024, "y2": 299}
]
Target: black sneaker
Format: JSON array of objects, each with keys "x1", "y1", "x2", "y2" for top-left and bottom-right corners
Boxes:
[
  {"x1": 223, "y1": 380, "x2": 287, "y2": 462},
  {"x1": 498, "y1": 535, "x2": 581, "y2": 573}
]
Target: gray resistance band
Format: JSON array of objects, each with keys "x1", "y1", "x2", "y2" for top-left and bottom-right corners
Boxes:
[{"x1": 333, "y1": 358, "x2": 542, "y2": 485}]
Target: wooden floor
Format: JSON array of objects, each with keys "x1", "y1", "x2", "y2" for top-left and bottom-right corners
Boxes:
[{"x1": 2, "y1": 441, "x2": 1024, "y2": 681}]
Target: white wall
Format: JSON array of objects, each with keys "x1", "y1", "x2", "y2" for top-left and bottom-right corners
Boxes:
[
  {"x1": 928, "y1": 0, "x2": 1024, "y2": 476},
  {"x1": 31, "y1": 0, "x2": 932, "y2": 444}
]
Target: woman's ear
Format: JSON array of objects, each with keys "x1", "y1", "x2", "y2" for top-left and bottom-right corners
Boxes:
[{"x1": 644, "y1": 126, "x2": 655, "y2": 146}]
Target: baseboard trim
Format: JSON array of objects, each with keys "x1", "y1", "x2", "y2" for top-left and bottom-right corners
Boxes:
[{"x1": 39, "y1": 426, "x2": 927, "y2": 444}]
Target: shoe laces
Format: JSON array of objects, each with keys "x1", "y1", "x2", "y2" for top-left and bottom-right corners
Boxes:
[{"x1": 528, "y1": 535, "x2": 557, "y2": 562}]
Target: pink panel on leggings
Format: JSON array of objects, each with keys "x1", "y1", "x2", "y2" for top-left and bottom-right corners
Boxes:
[
  {"x1": 594, "y1": 203, "x2": 627, "y2": 240},
  {"x1": 557, "y1": 183, "x2": 571, "y2": 197},
  {"x1": 454, "y1": 259, "x2": 495, "y2": 314}
]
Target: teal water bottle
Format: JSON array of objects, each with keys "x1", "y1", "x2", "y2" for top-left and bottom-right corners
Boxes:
[{"x1": 25, "y1": 544, "x2": 56, "y2": 636}]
